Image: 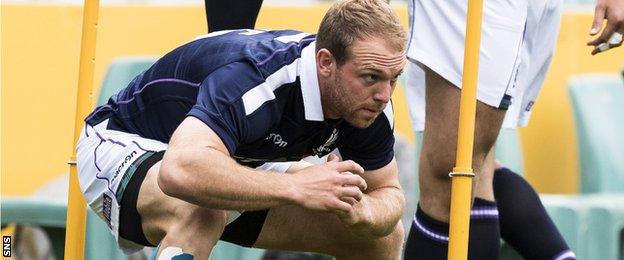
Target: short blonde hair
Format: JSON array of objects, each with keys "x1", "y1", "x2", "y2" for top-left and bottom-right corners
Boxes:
[{"x1": 316, "y1": 0, "x2": 406, "y2": 65}]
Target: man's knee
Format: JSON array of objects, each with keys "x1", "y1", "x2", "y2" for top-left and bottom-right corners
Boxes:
[
  {"x1": 383, "y1": 222, "x2": 405, "y2": 247},
  {"x1": 331, "y1": 222, "x2": 404, "y2": 258},
  {"x1": 421, "y1": 145, "x2": 456, "y2": 181}
]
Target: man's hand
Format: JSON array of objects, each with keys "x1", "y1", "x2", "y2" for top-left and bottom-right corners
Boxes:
[
  {"x1": 588, "y1": 0, "x2": 624, "y2": 55},
  {"x1": 288, "y1": 154, "x2": 367, "y2": 214},
  {"x1": 334, "y1": 196, "x2": 377, "y2": 236}
]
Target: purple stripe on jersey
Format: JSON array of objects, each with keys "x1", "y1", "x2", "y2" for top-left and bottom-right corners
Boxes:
[
  {"x1": 115, "y1": 78, "x2": 201, "y2": 105},
  {"x1": 84, "y1": 123, "x2": 89, "y2": 137},
  {"x1": 552, "y1": 249, "x2": 576, "y2": 260},
  {"x1": 413, "y1": 216, "x2": 449, "y2": 243},
  {"x1": 256, "y1": 38, "x2": 314, "y2": 66},
  {"x1": 143, "y1": 78, "x2": 201, "y2": 88}
]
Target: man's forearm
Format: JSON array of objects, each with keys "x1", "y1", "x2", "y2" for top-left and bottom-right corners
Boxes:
[
  {"x1": 358, "y1": 186, "x2": 405, "y2": 237},
  {"x1": 160, "y1": 146, "x2": 297, "y2": 211}
]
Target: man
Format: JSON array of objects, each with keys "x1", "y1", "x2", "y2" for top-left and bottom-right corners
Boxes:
[
  {"x1": 403, "y1": 0, "x2": 624, "y2": 259},
  {"x1": 77, "y1": 0, "x2": 407, "y2": 259}
]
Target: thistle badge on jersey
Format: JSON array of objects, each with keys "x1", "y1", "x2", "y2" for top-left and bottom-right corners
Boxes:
[{"x1": 314, "y1": 128, "x2": 339, "y2": 156}]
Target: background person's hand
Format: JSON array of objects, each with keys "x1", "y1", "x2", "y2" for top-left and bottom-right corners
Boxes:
[
  {"x1": 288, "y1": 154, "x2": 367, "y2": 213},
  {"x1": 588, "y1": 0, "x2": 624, "y2": 55}
]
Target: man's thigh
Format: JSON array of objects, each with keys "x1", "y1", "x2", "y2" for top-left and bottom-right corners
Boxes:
[
  {"x1": 137, "y1": 160, "x2": 247, "y2": 244},
  {"x1": 254, "y1": 205, "x2": 403, "y2": 258}
]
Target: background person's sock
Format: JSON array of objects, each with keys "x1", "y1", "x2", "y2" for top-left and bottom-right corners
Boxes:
[
  {"x1": 468, "y1": 198, "x2": 501, "y2": 259},
  {"x1": 494, "y1": 167, "x2": 575, "y2": 260},
  {"x1": 404, "y1": 205, "x2": 450, "y2": 259},
  {"x1": 404, "y1": 202, "x2": 501, "y2": 259}
]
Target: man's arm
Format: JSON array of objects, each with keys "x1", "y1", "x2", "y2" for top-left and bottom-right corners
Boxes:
[
  {"x1": 158, "y1": 116, "x2": 367, "y2": 213},
  {"x1": 336, "y1": 158, "x2": 405, "y2": 238}
]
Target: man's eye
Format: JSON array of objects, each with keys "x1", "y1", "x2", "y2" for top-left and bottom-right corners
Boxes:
[{"x1": 363, "y1": 74, "x2": 378, "y2": 83}]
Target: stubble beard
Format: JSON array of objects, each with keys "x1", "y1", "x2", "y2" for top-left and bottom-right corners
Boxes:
[{"x1": 329, "y1": 74, "x2": 377, "y2": 129}]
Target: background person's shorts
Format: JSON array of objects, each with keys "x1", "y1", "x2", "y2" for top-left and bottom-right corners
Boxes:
[{"x1": 404, "y1": 0, "x2": 563, "y2": 130}]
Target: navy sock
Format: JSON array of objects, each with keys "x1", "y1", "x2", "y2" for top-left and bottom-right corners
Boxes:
[
  {"x1": 469, "y1": 198, "x2": 501, "y2": 260},
  {"x1": 493, "y1": 167, "x2": 575, "y2": 260},
  {"x1": 404, "y1": 202, "x2": 501, "y2": 260},
  {"x1": 404, "y1": 206, "x2": 450, "y2": 259}
]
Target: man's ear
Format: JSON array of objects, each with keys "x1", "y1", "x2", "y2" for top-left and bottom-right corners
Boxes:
[{"x1": 316, "y1": 48, "x2": 335, "y2": 77}]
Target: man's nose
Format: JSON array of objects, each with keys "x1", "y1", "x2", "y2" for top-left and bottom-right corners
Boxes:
[{"x1": 373, "y1": 82, "x2": 392, "y2": 103}]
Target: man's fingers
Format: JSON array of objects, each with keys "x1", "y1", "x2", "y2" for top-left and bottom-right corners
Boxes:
[
  {"x1": 330, "y1": 199, "x2": 353, "y2": 213},
  {"x1": 588, "y1": 23, "x2": 617, "y2": 46},
  {"x1": 590, "y1": 5, "x2": 606, "y2": 36},
  {"x1": 327, "y1": 153, "x2": 339, "y2": 162},
  {"x1": 339, "y1": 173, "x2": 367, "y2": 191},
  {"x1": 591, "y1": 30, "x2": 623, "y2": 55},
  {"x1": 340, "y1": 196, "x2": 359, "y2": 205},
  {"x1": 608, "y1": 30, "x2": 623, "y2": 45},
  {"x1": 592, "y1": 45, "x2": 604, "y2": 55},
  {"x1": 332, "y1": 160, "x2": 365, "y2": 174},
  {"x1": 339, "y1": 186, "x2": 363, "y2": 201}
]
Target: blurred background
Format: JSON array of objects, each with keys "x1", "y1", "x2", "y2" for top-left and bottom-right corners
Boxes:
[{"x1": 1, "y1": 0, "x2": 623, "y2": 259}]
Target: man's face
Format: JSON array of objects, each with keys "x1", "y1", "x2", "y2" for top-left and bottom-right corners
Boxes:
[{"x1": 323, "y1": 37, "x2": 406, "y2": 128}]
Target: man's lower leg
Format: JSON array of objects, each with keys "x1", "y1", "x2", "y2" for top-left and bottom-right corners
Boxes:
[{"x1": 493, "y1": 167, "x2": 575, "y2": 260}]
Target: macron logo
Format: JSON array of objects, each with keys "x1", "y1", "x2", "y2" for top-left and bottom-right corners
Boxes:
[
  {"x1": 111, "y1": 150, "x2": 137, "y2": 184},
  {"x1": 266, "y1": 133, "x2": 288, "y2": 147}
]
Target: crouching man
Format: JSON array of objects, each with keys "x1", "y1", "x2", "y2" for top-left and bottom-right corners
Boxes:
[{"x1": 77, "y1": 0, "x2": 407, "y2": 259}]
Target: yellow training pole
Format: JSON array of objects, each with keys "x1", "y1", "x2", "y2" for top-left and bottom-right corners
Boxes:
[
  {"x1": 65, "y1": 0, "x2": 100, "y2": 259},
  {"x1": 447, "y1": 0, "x2": 484, "y2": 259}
]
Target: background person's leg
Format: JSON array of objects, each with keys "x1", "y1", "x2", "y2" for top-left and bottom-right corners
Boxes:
[
  {"x1": 204, "y1": 0, "x2": 263, "y2": 32},
  {"x1": 404, "y1": 67, "x2": 505, "y2": 259}
]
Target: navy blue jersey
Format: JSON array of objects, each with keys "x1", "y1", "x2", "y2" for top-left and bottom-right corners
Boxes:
[{"x1": 86, "y1": 29, "x2": 395, "y2": 170}]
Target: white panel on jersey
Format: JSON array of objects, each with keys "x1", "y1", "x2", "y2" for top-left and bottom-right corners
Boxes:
[
  {"x1": 192, "y1": 30, "x2": 237, "y2": 42},
  {"x1": 191, "y1": 29, "x2": 266, "y2": 43},
  {"x1": 298, "y1": 42, "x2": 324, "y2": 121},
  {"x1": 240, "y1": 29, "x2": 267, "y2": 35},
  {"x1": 275, "y1": 32, "x2": 311, "y2": 43},
  {"x1": 242, "y1": 60, "x2": 299, "y2": 115}
]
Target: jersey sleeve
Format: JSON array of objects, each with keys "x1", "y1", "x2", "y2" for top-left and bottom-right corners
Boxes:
[
  {"x1": 187, "y1": 62, "x2": 276, "y2": 154},
  {"x1": 338, "y1": 104, "x2": 395, "y2": 171}
]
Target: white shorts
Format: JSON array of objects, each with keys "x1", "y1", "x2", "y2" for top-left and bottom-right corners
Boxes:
[
  {"x1": 77, "y1": 119, "x2": 168, "y2": 253},
  {"x1": 405, "y1": 0, "x2": 563, "y2": 130},
  {"x1": 76, "y1": 119, "x2": 293, "y2": 253}
]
